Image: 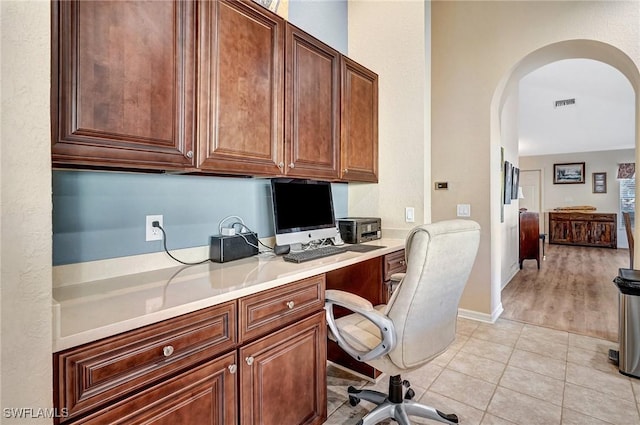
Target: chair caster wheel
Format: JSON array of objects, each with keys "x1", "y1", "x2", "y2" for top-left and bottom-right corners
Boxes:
[
  {"x1": 404, "y1": 388, "x2": 415, "y2": 400},
  {"x1": 349, "y1": 395, "x2": 361, "y2": 406},
  {"x1": 402, "y1": 379, "x2": 411, "y2": 388},
  {"x1": 347, "y1": 386, "x2": 359, "y2": 394}
]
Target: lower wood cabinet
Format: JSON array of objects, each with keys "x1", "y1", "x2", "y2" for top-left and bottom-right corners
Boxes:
[
  {"x1": 240, "y1": 311, "x2": 327, "y2": 425},
  {"x1": 54, "y1": 276, "x2": 327, "y2": 425},
  {"x1": 74, "y1": 352, "x2": 237, "y2": 425},
  {"x1": 549, "y1": 212, "x2": 617, "y2": 248}
]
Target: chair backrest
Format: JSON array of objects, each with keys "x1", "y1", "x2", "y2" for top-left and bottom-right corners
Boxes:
[
  {"x1": 623, "y1": 212, "x2": 634, "y2": 268},
  {"x1": 384, "y1": 219, "x2": 480, "y2": 370}
]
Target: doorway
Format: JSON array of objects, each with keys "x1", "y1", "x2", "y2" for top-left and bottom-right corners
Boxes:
[{"x1": 519, "y1": 169, "x2": 544, "y2": 236}]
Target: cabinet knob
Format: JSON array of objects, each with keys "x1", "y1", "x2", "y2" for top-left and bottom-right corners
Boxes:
[
  {"x1": 185, "y1": 150, "x2": 193, "y2": 159},
  {"x1": 162, "y1": 345, "x2": 174, "y2": 357},
  {"x1": 343, "y1": 168, "x2": 348, "y2": 173},
  {"x1": 289, "y1": 163, "x2": 295, "y2": 169},
  {"x1": 278, "y1": 162, "x2": 284, "y2": 170},
  {"x1": 286, "y1": 301, "x2": 295, "y2": 309},
  {"x1": 245, "y1": 356, "x2": 254, "y2": 366},
  {"x1": 228, "y1": 364, "x2": 237, "y2": 374},
  {"x1": 400, "y1": 260, "x2": 406, "y2": 266}
]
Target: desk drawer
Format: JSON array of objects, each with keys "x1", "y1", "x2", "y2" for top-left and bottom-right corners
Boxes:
[
  {"x1": 54, "y1": 301, "x2": 237, "y2": 422},
  {"x1": 239, "y1": 274, "x2": 325, "y2": 343},
  {"x1": 384, "y1": 249, "x2": 406, "y2": 281}
]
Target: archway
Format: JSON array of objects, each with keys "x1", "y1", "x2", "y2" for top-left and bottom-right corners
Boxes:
[{"x1": 490, "y1": 39, "x2": 640, "y2": 322}]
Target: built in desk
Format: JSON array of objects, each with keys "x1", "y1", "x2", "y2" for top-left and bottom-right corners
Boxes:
[{"x1": 52, "y1": 238, "x2": 405, "y2": 424}]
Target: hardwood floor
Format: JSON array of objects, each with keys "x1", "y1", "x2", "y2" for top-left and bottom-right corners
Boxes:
[{"x1": 501, "y1": 243, "x2": 629, "y2": 342}]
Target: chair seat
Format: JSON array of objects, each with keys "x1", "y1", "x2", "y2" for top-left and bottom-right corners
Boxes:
[{"x1": 329, "y1": 305, "x2": 387, "y2": 351}]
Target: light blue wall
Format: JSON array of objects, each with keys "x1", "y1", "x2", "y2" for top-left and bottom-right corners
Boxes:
[
  {"x1": 288, "y1": 0, "x2": 348, "y2": 54},
  {"x1": 53, "y1": 172, "x2": 348, "y2": 265},
  {"x1": 52, "y1": 2, "x2": 349, "y2": 266}
]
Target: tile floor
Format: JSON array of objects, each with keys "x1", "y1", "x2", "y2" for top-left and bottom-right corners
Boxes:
[{"x1": 324, "y1": 318, "x2": 640, "y2": 425}]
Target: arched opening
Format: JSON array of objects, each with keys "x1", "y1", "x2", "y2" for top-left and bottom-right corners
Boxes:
[{"x1": 490, "y1": 40, "x2": 640, "y2": 327}]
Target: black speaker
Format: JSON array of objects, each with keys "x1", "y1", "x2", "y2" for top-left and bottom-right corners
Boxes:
[{"x1": 209, "y1": 233, "x2": 259, "y2": 263}]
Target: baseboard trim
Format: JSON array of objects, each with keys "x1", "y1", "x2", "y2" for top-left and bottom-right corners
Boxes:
[{"x1": 458, "y1": 303, "x2": 504, "y2": 324}]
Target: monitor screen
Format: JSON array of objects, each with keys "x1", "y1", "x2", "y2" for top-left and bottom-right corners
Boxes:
[{"x1": 270, "y1": 178, "x2": 337, "y2": 248}]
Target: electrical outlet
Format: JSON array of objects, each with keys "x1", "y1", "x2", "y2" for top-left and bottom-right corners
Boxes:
[{"x1": 146, "y1": 215, "x2": 163, "y2": 241}]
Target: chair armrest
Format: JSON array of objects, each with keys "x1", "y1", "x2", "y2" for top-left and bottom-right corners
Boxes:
[{"x1": 324, "y1": 289, "x2": 396, "y2": 362}]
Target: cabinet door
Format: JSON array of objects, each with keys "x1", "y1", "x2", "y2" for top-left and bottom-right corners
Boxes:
[
  {"x1": 550, "y1": 216, "x2": 571, "y2": 244},
  {"x1": 340, "y1": 57, "x2": 378, "y2": 182},
  {"x1": 198, "y1": 0, "x2": 284, "y2": 176},
  {"x1": 240, "y1": 311, "x2": 327, "y2": 425},
  {"x1": 284, "y1": 24, "x2": 340, "y2": 179},
  {"x1": 52, "y1": 1, "x2": 196, "y2": 170},
  {"x1": 590, "y1": 221, "x2": 617, "y2": 247},
  {"x1": 76, "y1": 352, "x2": 237, "y2": 425},
  {"x1": 570, "y1": 220, "x2": 590, "y2": 245}
]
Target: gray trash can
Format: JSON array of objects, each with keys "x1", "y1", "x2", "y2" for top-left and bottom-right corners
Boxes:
[{"x1": 612, "y1": 268, "x2": 640, "y2": 378}]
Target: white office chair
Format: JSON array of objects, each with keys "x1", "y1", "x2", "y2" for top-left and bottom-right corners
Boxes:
[{"x1": 325, "y1": 219, "x2": 481, "y2": 425}]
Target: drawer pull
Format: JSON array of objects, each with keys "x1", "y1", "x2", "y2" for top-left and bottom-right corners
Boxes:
[
  {"x1": 286, "y1": 301, "x2": 295, "y2": 309},
  {"x1": 228, "y1": 364, "x2": 237, "y2": 374},
  {"x1": 245, "y1": 356, "x2": 254, "y2": 366},
  {"x1": 400, "y1": 260, "x2": 406, "y2": 266},
  {"x1": 185, "y1": 150, "x2": 193, "y2": 159},
  {"x1": 162, "y1": 345, "x2": 174, "y2": 357}
]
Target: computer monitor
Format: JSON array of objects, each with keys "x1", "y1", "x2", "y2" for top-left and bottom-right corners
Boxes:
[{"x1": 270, "y1": 178, "x2": 337, "y2": 250}]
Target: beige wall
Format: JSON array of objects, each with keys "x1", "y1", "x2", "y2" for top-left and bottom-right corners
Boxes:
[
  {"x1": 432, "y1": 1, "x2": 640, "y2": 319},
  {"x1": 347, "y1": 0, "x2": 430, "y2": 236},
  {"x1": 1, "y1": 1, "x2": 53, "y2": 422}
]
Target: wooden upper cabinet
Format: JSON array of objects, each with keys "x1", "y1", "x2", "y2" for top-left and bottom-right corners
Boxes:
[
  {"x1": 197, "y1": 0, "x2": 284, "y2": 176},
  {"x1": 284, "y1": 24, "x2": 340, "y2": 180},
  {"x1": 340, "y1": 57, "x2": 379, "y2": 182},
  {"x1": 51, "y1": 0, "x2": 196, "y2": 170}
]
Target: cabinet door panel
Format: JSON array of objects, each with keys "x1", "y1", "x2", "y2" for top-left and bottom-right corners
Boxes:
[
  {"x1": 198, "y1": 0, "x2": 284, "y2": 175},
  {"x1": 76, "y1": 352, "x2": 237, "y2": 425},
  {"x1": 52, "y1": 0, "x2": 196, "y2": 170},
  {"x1": 240, "y1": 311, "x2": 327, "y2": 425},
  {"x1": 590, "y1": 222, "x2": 616, "y2": 247},
  {"x1": 340, "y1": 57, "x2": 378, "y2": 182},
  {"x1": 285, "y1": 24, "x2": 340, "y2": 179}
]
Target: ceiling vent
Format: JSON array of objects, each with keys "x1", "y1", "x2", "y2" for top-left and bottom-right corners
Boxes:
[{"x1": 554, "y1": 98, "x2": 576, "y2": 108}]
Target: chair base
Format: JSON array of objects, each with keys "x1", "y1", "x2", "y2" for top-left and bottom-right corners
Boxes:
[{"x1": 348, "y1": 375, "x2": 458, "y2": 425}]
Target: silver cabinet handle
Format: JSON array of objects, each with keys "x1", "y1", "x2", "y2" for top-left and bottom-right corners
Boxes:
[
  {"x1": 163, "y1": 345, "x2": 174, "y2": 357},
  {"x1": 343, "y1": 168, "x2": 348, "y2": 173},
  {"x1": 185, "y1": 150, "x2": 193, "y2": 159},
  {"x1": 228, "y1": 364, "x2": 237, "y2": 374},
  {"x1": 245, "y1": 356, "x2": 254, "y2": 366},
  {"x1": 286, "y1": 301, "x2": 295, "y2": 309},
  {"x1": 278, "y1": 162, "x2": 284, "y2": 170},
  {"x1": 289, "y1": 163, "x2": 295, "y2": 168}
]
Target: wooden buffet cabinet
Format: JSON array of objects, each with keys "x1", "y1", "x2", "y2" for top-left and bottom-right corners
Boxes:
[
  {"x1": 53, "y1": 246, "x2": 406, "y2": 424},
  {"x1": 549, "y1": 212, "x2": 617, "y2": 249},
  {"x1": 51, "y1": 0, "x2": 378, "y2": 182}
]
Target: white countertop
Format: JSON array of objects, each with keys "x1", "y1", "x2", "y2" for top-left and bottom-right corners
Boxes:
[{"x1": 52, "y1": 238, "x2": 405, "y2": 352}]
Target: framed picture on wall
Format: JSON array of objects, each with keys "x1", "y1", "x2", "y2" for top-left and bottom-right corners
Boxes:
[
  {"x1": 553, "y1": 162, "x2": 585, "y2": 184},
  {"x1": 593, "y1": 172, "x2": 607, "y2": 193},
  {"x1": 504, "y1": 161, "x2": 512, "y2": 204},
  {"x1": 511, "y1": 167, "x2": 520, "y2": 199}
]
